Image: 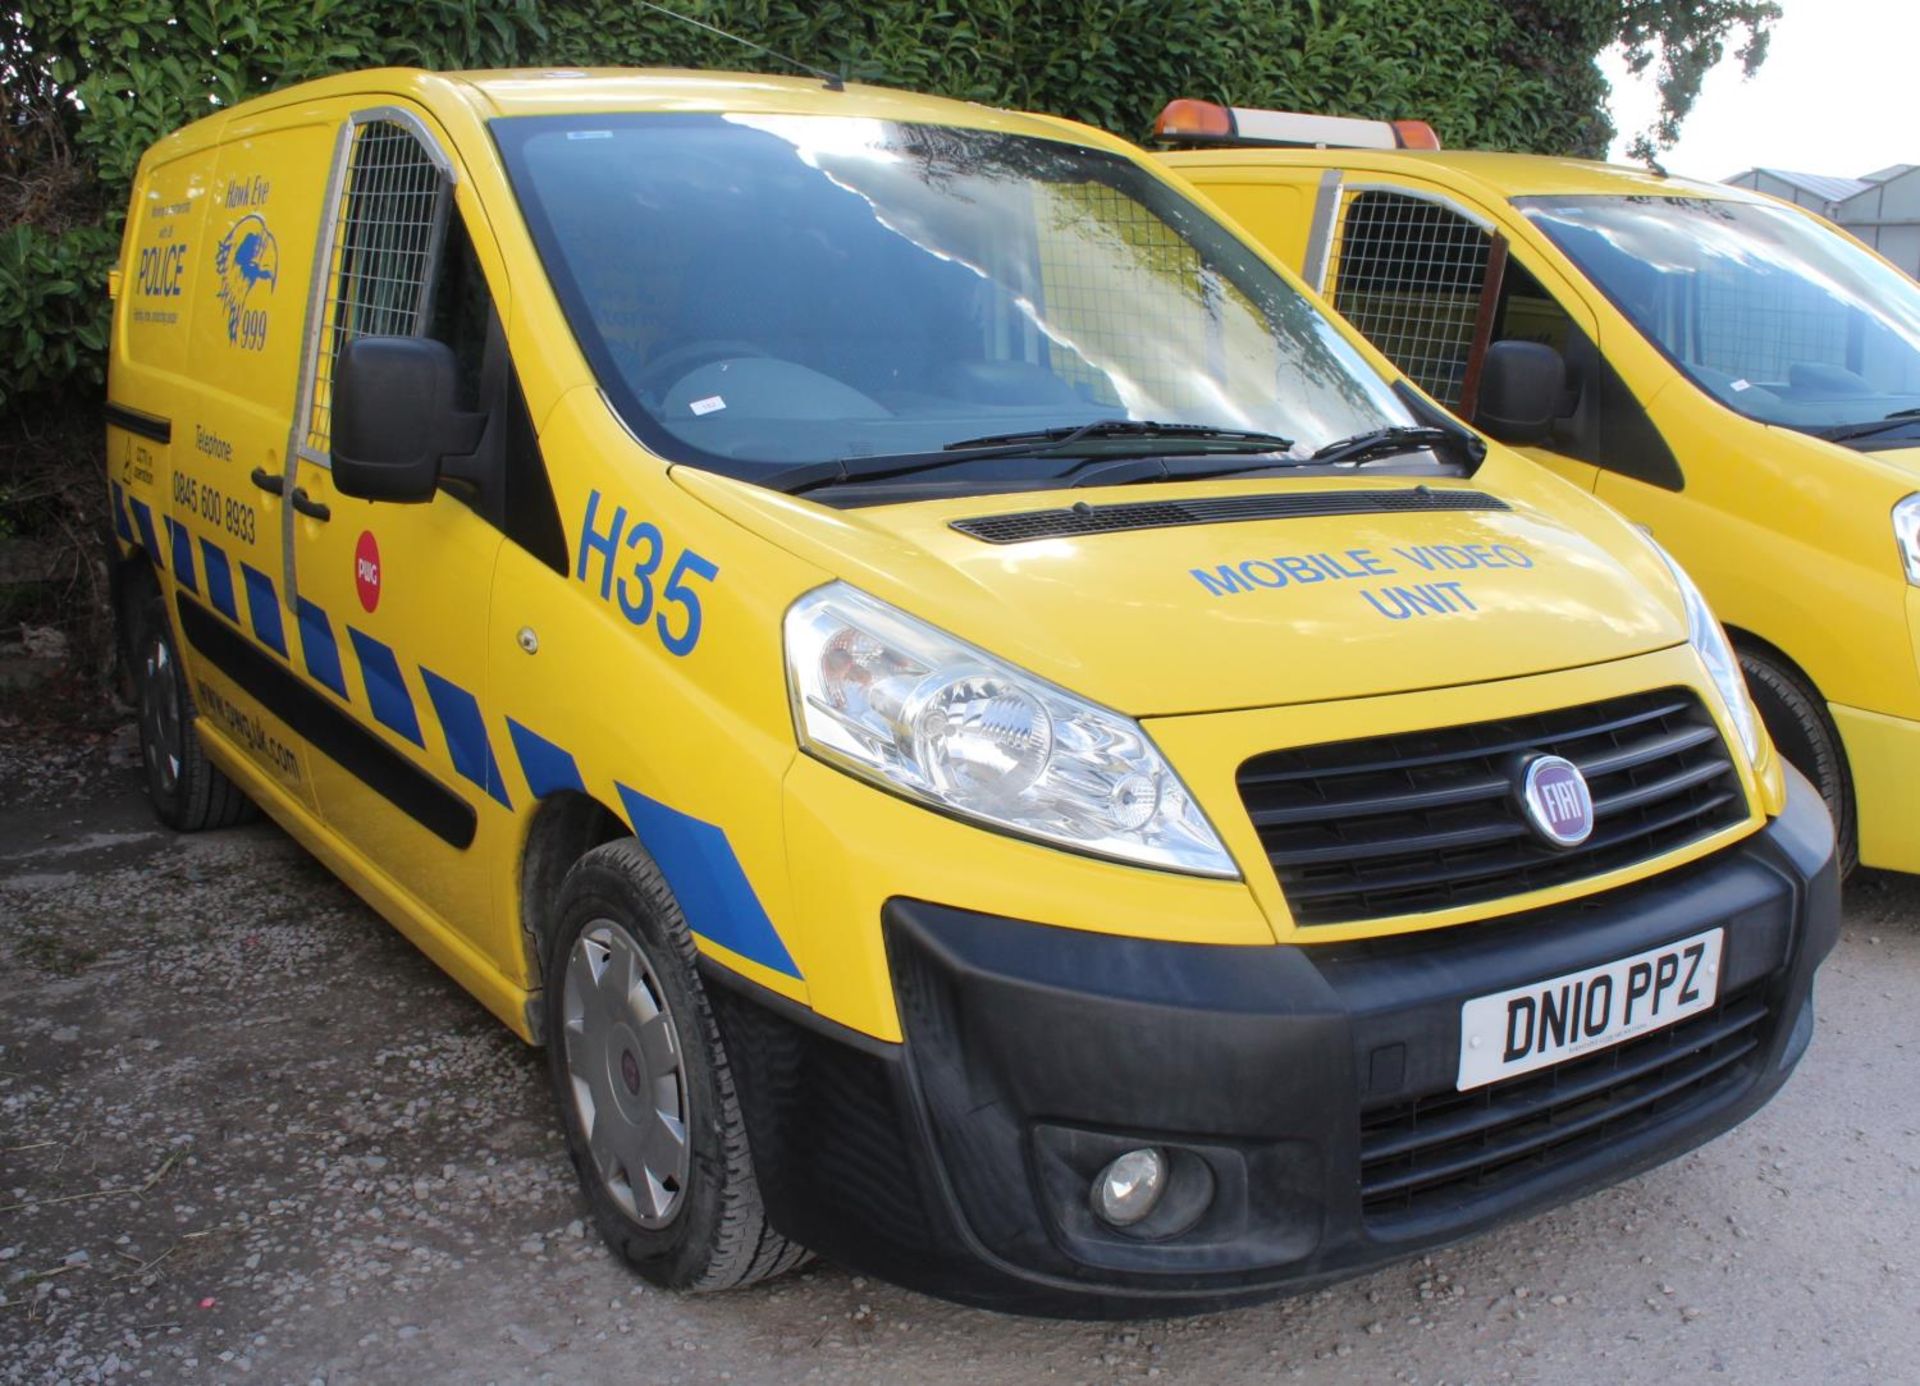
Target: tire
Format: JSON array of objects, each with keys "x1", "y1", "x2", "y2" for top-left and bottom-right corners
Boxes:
[
  {"x1": 134, "y1": 592, "x2": 257, "y2": 832},
  {"x1": 543, "y1": 838, "x2": 808, "y2": 1292},
  {"x1": 1738, "y1": 645, "x2": 1857, "y2": 877}
]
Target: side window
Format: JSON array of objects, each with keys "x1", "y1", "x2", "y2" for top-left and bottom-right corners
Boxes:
[
  {"x1": 1493, "y1": 258, "x2": 1576, "y2": 356},
  {"x1": 426, "y1": 213, "x2": 489, "y2": 412},
  {"x1": 1329, "y1": 189, "x2": 1682, "y2": 486},
  {"x1": 1330, "y1": 190, "x2": 1495, "y2": 409},
  {"x1": 1493, "y1": 255, "x2": 1684, "y2": 489},
  {"x1": 422, "y1": 211, "x2": 571, "y2": 574},
  {"x1": 301, "y1": 118, "x2": 451, "y2": 461}
]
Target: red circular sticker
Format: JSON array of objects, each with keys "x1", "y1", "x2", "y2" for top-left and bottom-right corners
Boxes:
[{"x1": 354, "y1": 530, "x2": 381, "y2": 613}]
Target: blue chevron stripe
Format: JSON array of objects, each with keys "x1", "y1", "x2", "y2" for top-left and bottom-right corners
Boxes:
[
  {"x1": 296, "y1": 597, "x2": 348, "y2": 700},
  {"x1": 347, "y1": 628, "x2": 424, "y2": 747},
  {"x1": 506, "y1": 718, "x2": 586, "y2": 798},
  {"x1": 163, "y1": 518, "x2": 198, "y2": 593},
  {"x1": 198, "y1": 538, "x2": 238, "y2": 622},
  {"x1": 127, "y1": 497, "x2": 163, "y2": 570},
  {"x1": 110, "y1": 482, "x2": 134, "y2": 543},
  {"x1": 615, "y1": 782, "x2": 801, "y2": 980},
  {"x1": 240, "y1": 563, "x2": 286, "y2": 656},
  {"x1": 420, "y1": 667, "x2": 511, "y2": 808}
]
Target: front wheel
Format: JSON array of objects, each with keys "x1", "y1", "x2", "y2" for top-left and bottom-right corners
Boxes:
[
  {"x1": 1739, "y1": 646, "x2": 1856, "y2": 876},
  {"x1": 544, "y1": 838, "x2": 807, "y2": 1291}
]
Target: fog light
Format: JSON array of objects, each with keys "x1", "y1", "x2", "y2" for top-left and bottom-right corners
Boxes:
[{"x1": 1092, "y1": 1147, "x2": 1168, "y2": 1228}]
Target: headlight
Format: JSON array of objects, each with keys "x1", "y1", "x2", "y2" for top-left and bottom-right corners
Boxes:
[
  {"x1": 784, "y1": 583, "x2": 1238, "y2": 878},
  {"x1": 1647, "y1": 541, "x2": 1764, "y2": 767},
  {"x1": 1893, "y1": 494, "x2": 1920, "y2": 585}
]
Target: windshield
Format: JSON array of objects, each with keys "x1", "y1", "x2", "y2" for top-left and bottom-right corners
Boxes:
[
  {"x1": 494, "y1": 113, "x2": 1416, "y2": 484},
  {"x1": 1522, "y1": 195, "x2": 1920, "y2": 440}
]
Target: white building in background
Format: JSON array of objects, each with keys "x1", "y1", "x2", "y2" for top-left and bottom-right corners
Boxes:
[{"x1": 1725, "y1": 165, "x2": 1920, "y2": 277}]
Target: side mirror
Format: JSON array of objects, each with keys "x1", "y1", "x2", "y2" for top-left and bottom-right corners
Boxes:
[
  {"x1": 1474, "y1": 340, "x2": 1566, "y2": 446},
  {"x1": 331, "y1": 336, "x2": 484, "y2": 502}
]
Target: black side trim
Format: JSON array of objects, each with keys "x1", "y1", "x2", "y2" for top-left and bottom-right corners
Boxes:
[
  {"x1": 951, "y1": 488, "x2": 1508, "y2": 544},
  {"x1": 105, "y1": 401, "x2": 172, "y2": 444},
  {"x1": 175, "y1": 593, "x2": 477, "y2": 849}
]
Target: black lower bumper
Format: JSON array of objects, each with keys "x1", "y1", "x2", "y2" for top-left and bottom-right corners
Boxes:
[{"x1": 706, "y1": 769, "x2": 1838, "y2": 1318}]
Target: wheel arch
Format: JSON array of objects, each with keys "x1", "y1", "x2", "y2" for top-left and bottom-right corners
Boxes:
[
  {"x1": 1726, "y1": 620, "x2": 1858, "y2": 873},
  {"x1": 110, "y1": 546, "x2": 161, "y2": 674},
  {"x1": 1724, "y1": 623, "x2": 1823, "y2": 697},
  {"x1": 518, "y1": 789, "x2": 630, "y2": 1039},
  {"x1": 1724, "y1": 622, "x2": 1849, "y2": 764}
]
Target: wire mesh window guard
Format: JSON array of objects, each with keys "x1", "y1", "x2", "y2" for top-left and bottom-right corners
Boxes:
[
  {"x1": 1034, "y1": 181, "x2": 1275, "y2": 412},
  {"x1": 1330, "y1": 191, "x2": 1495, "y2": 408},
  {"x1": 1692, "y1": 271, "x2": 1854, "y2": 385},
  {"x1": 304, "y1": 120, "x2": 450, "y2": 457}
]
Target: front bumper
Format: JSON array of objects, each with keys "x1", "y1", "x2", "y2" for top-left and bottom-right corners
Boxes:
[{"x1": 706, "y1": 768, "x2": 1838, "y2": 1318}]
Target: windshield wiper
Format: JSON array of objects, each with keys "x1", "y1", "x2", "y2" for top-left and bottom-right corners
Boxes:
[
  {"x1": 1821, "y1": 407, "x2": 1920, "y2": 444},
  {"x1": 945, "y1": 419, "x2": 1295, "y2": 453},
  {"x1": 1310, "y1": 425, "x2": 1458, "y2": 465},
  {"x1": 767, "y1": 419, "x2": 1295, "y2": 495}
]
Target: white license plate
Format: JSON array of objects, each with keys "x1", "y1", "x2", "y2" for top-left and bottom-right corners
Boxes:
[{"x1": 1456, "y1": 928, "x2": 1724, "y2": 1091}]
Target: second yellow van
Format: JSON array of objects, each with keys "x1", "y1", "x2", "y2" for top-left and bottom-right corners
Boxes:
[{"x1": 1160, "y1": 101, "x2": 1920, "y2": 875}]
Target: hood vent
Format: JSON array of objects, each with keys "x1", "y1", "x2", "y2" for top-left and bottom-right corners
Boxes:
[{"x1": 951, "y1": 488, "x2": 1509, "y2": 545}]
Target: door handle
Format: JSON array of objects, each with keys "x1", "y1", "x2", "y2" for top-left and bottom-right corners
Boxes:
[
  {"x1": 250, "y1": 466, "x2": 285, "y2": 496},
  {"x1": 289, "y1": 487, "x2": 331, "y2": 523}
]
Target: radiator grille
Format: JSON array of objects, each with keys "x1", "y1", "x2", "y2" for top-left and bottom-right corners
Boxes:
[{"x1": 1238, "y1": 688, "x2": 1750, "y2": 927}]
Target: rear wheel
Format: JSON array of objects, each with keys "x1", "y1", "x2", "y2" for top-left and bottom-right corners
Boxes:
[
  {"x1": 544, "y1": 838, "x2": 807, "y2": 1291},
  {"x1": 1739, "y1": 645, "x2": 1855, "y2": 876},
  {"x1": 134, "y1": 593, "x2": 256, "y2": 831}
]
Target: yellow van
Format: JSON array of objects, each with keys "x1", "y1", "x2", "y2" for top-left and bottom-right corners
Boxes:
[
  {"x1": 1159, "y1": 101, "x2": 1920, "y2": 877},
  {"x1": 105, "y1": 69, "x2": 1836, "y2": 1316}
]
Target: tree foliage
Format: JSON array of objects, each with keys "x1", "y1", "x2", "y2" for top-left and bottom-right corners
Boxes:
[{"x1": 3, "y1": 0, "x2": 1776, "y2": 413}]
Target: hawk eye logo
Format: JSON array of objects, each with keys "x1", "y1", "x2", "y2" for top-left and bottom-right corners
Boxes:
[{"x1": 215, "y1": 213, "x2": 278, "y2": 351}]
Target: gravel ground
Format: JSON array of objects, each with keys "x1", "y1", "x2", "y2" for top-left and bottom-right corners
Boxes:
[{"x1": 2, "y1": 713, "x2": 1917, "y2": 1385}]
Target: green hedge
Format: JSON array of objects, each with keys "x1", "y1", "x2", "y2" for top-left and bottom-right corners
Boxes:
[{"x1": 5, "y1": 0, "x2": 1776, "y2": 415}]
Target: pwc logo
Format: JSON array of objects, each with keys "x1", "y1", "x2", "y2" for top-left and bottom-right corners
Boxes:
[
  {"x1": 1517, "y1": 754, "x2": 1593, "y2": 848},
  {"x1": 355, "y1": 530, "x2": 381, "y2": 613}
]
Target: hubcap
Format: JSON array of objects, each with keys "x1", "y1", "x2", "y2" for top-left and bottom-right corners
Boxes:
[
  {"x1": 561, "y1": 921, "x2": 690, "y2": 1229},
  {"x1": 140, "y1": 634, "x2": 183, "y2": 796}
]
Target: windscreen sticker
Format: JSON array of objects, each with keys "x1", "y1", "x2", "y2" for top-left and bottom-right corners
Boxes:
[
  {"x1": 1190, "y1": 542, "x2": 1535, "y2": 620},
  {"x1": 214, "y1": 178, "x2": 278, "y2": 352},
  {"x1": 688, "y1": 395, "x2": 727, "y2": 416}
]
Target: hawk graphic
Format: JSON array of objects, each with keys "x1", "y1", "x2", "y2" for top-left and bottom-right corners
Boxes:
[{"x1": 215, "y1": 213, "x2": 279, "y2": 343}]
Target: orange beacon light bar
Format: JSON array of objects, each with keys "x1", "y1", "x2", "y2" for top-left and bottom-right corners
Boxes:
[{"x1": 1154, "y1": 99, "x2": 1441, "y2": 152}]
